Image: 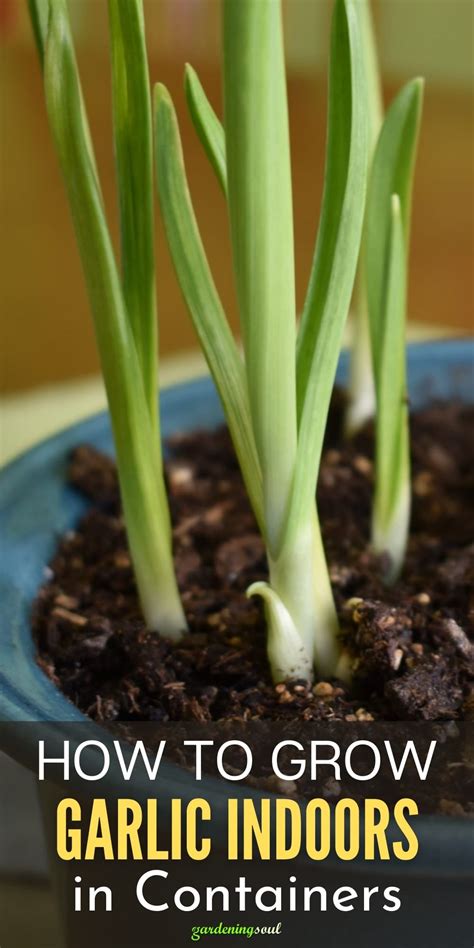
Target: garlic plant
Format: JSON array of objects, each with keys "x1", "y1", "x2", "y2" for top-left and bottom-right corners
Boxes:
[
  {"x1": 28, "y1": 0, "x2": 186, "y2": 637},
  {"x1": 155, "y1": 0, "x2": 368, "y2": 681},
  {"x1": 345, "y1": 0, "x2": 383, "y2": 438},
  {"x1": 366, "y1": 79, "x2": 424, "y2": 581},
  {"x1": 343, "y1": 0, "x2": 424, "y2": 581}
]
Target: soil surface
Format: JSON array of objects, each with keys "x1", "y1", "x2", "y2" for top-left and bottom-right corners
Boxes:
[{"x1": 33, "y1": 396, "x2": 474, "y2": 730}]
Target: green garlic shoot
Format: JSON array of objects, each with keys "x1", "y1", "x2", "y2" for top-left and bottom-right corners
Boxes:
[
  {"x1": 155, "y1": 0, "x2": 368, "y2": 682},
  {"x1": 366, "y1": 78, "x2": 424, "y2": 582},
  {"x1": 345, "y1": 0, "x2": 383, "y2": 437},
  {"x1": 28, "y1": 0, "x2": 186, "y2": 638}
]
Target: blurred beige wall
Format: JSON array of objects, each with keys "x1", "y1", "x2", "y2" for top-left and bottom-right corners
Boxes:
[
  {"x1": 285, "y1": 0, "x2": 473, "y2": 88},
  {"x1": 1, "y1": 0, "x2": 473, "y2": 394}
]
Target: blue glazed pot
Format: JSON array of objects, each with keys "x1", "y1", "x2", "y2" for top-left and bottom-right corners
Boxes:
[{"x1": 1, "y1": 340, "x2": 473, "y2": 947}]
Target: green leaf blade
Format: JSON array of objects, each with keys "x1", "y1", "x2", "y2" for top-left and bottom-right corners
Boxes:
[
  {"x1": 345, "y1": 0, "x2": 383, "y2": 437},
  {"x1": 366, "y1": 77, "x2": 424, "y2": 375},
  {"x1": 357, "y1": 0, "x2": 383, "y2": 155},
  {"x1": 154, "y1": 84, "x2": 263, "y2": 532},
  {"x1": 184, "y1": 63, "x2": 227, "y2": 194},
  {"x1": 372, "y1": 195, "x2": 410, "y2": 581},
  {"x1": 223, "y1": 0, "x2": 297, "y2": 554},
  {"x1": 289, "y1": 0, "x2": 368, "y2": 542},
  {"x1": 42, "y1": 3, "x2": 185, "y2": 636},
  {"x1": 366, "y1": 77, "x2": 423, "y2": 581},
  {"x1": 108, "y1": 0, "x2": 158, "y2": 429},
  {"x1": 28, "y1": 0, "x2": 49, "y2": 64}
]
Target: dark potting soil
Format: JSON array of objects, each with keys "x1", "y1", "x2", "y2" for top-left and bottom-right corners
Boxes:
[{"x1": 33, "y1": 395, "x2": 473, "y2": 735}]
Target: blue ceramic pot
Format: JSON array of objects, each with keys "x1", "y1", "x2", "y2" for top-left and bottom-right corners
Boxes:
[{"x1": 1, "y1": 340, "x2": 473, "y2": 947}]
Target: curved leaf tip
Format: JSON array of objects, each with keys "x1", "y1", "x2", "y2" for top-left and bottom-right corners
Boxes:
[
  {"x1": 247, "y1": 582, "x2": 313, "y2": 683},
  {"x1": 184, "y1": 63, "x2": 227, "y2": 193}
]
